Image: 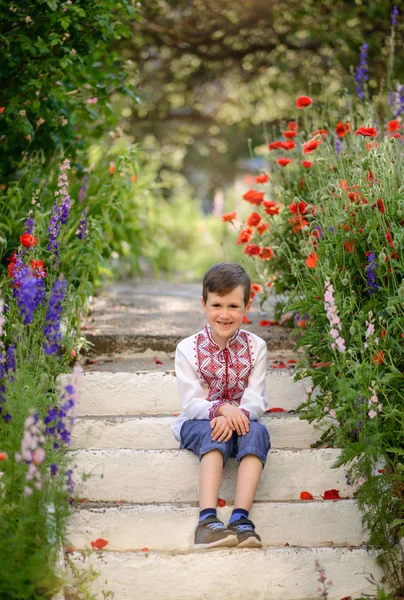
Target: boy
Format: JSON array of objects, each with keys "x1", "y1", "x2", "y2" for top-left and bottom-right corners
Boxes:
[{"x1": 171, "y1": 262, "x2": 270, "y2": 549}]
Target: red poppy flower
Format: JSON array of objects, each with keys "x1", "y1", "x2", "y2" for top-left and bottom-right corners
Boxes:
[
  {"x1": 311, "y1": 129, "x2": 328, "y2": 137},
  {"x1": 376, "y1": 199, "x2": 385, "y2": 214},
  {"x1": 263, "y1": 201, "x2": 279, "y2": 215},
  {"x1": 221, "y1": 211, "x2": 237, "y2": 222},
  {"x1": 336, "y1": 122, "x2": 351, "y2": 138},
  {"x1": 387, "y1": 119, "x2": 401, "y2": 132},
  {"x1": 267, "y1": 407, "x2": 286, "y2": 412},
  {"x1": 30, "y1": 260, "x2": 46, "y2": 279},
  {"x1": 268, "y1": 141, "x2": 285, "y2": 151},
  {"x1": 251, "y1": 283, "x2": 263, "y2": 293},
  {"x1": 109, "y1": 165, "x2": 115, "y2": 175},
  {"x1": 344, "y1": 240, "x2": 355, "y2": 253},
  {"x1": 255, "y1": 174, "x2": 269, "y2": 183},
  {"x1": 339, "y1": 180, "x2": 350, "y2": 191},
  {"x1": 218, "y1": 498, "x2": 226, "y2": 507},
  {"x1": 300, "y1": 491, "x2": 314, "y2": 500},
  {"x1": 302, "y1": 139, "x2": 322, "y2": 154},
  {"x1": 244, "y1": 244, "x2": 261, "y2": 257},
  {"x1": 296, "y1": 95, "x2": 312, "y2": 109},
  {"x1": 381, "y1": 329, "x2": 386, "y2": 338},
  {"x1": 20, "y1": 233, "x2": 38, "y2": 248},
  {"x1": 259, "y1": 247, "x2": 274, "y2": 260},
  {"x1": 242, "y1": 315, "x2": 252, "y2": 324},
  {"x1": 373, "y1": 351, "x2": 384, "y2": 365},
  {"x1": 256, "y1": 222, "x2": 269, "y2": 235},
  {"x1": 0, "y1": 452, "x2": 7, "y2": 461},
  {"x1": 305, "y1": 252, "x2": 318, "y2": 268},
  {"x1": 288, "y1": 121, "x2": 298, "y2": 131},
  {"x1": 386, "y1": 230, "x2": 394, "y2": 248},
  {"x1": 242, "y1": 190, "x2": 264, "y2": 205},
  {"x1": 283, "y1": 130, "x2": 297, "y2": 138},
  {"x1": 389, "y1": 132, "x2": 403, "y2": 139},
  {"x1": 280, "y1": 140, "x2": 296, "y2": 150},
  {"x1": 236, "y1": 229, "x2": 252, "y2": 244},
  {"x1": 289, "y1": 201, "x2": 298, "y2": 215},
  {"x1": 91, "y1": 538, "x2": 109, "y2": 550},
  {"x1": 246, "y1": 212, "x2": 262, "y2": 227},
  {"x1": 301, "y1": 160, "x2": 312, "y2": 169},
  {"x1": 366, "y1": 142, "x2": 379, "y2": 151},
  {"x1": 276, "y1": 157, "x2": 291, "y2": 167},
  {"x1": 322, "y1": 489, "x2": 341, "y2": 500},
  {"x1": 355, "y1": 127, "x2": 378, "y2": 138}
]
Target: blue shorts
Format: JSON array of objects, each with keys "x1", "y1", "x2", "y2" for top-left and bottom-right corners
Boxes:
[{"x1": 179, "y1": 420, "x2": 270, "y2": 467}]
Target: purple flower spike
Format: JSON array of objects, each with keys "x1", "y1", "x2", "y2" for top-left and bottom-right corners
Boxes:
[
  {"x1": 24, "y1": 217, "x2": 35, "y2": 235},
  {"x1": 365, "y1": 252, "x2": 379, "y2": 295},
  {"x1": 6, "y1": 344, "x2": 16, "y2": 373},
  {"x1": 60, "y1": 195, "x2": 71, "y2": 225},
  {"x1": 76, "y1": 208, "x2": 88, "y2": 240},
  {"x1": 355, "y1": 42, "x2": 368, "y2": 100},
  {"x1": 47, "y1": 202, "x2": 61, "y2": 258},
  {"x1": 335, "y1": 139, "x2": 341, "y2": 157},
  {"x1": 392, "y1": 5, "x2": 399, "y2": 27},
  {"x1": 43, "y1": 277, "x2": 67, "y2": 355}
]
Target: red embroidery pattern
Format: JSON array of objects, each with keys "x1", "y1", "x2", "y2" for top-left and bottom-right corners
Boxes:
[{"x1": 196, "y1": 326, "x2": 253, "y2": 418}]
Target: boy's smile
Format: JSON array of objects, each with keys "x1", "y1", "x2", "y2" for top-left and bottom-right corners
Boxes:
[{"x1": 201, "y1": 285, "x2": 252, "y2": 348}]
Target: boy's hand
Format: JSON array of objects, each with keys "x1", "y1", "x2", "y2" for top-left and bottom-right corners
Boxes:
[
  {"x1": 216, "y1": 404, "x2": 250, "y2": 436},
  {"x1": 210, "y1": 416, "x2": 233, "y2": 442}
]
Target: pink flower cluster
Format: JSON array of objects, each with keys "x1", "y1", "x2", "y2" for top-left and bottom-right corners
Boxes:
[
  {"x1": 368, "y1": 382, "x2": 383, "y2": 419},
  {"x1": 324, "y1": 279, "x2": 346, "y2": 352},
  {"x1": 15, "y1": 412, "x2": 46, "y2": 496},
  {"x1": 54, "y1": 158, "x2": 70, "y2": 199}
]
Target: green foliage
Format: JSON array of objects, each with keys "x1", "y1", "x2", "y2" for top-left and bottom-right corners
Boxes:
[{"x1": 0, "y1": 0, "x2": 139, "y2": 177}]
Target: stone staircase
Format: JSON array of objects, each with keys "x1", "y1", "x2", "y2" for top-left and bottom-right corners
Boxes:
[{"x1": 65, "y1": 364, "x2": 383, "y2": 600}]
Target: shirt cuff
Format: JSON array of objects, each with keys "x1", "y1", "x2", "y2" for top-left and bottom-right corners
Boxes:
[
  {"x1": 209, "y1": 400, "x2": 227, "y2": 420},
  {"x1": 239, "y1": 407, "x2": 250, "y2": 419}
]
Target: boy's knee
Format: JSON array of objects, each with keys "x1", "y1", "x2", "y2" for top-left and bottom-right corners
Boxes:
[{"x1": 247, "y1": 421, "x2": 271, "y2": 451}]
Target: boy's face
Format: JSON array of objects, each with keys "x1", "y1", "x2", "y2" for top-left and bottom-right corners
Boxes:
[{"x1": 201, "y1": 284, "x2": 252, "y2": 347}]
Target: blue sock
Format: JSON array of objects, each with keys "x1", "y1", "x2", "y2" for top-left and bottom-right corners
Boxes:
[
  {"x1": 199, "y1": 508, "x2": 217, "y2": 523},
  {"x1": 229, "y1": 508, "x2": 249, "y2": 524}
]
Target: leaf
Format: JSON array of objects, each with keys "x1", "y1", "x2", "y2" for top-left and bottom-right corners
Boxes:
[
  {"x1": 385, "y1": 447, "x2": 404, "y2": 457},
  {"x1": 46, "y1": 0, "x2": 58, "y2": 9}
]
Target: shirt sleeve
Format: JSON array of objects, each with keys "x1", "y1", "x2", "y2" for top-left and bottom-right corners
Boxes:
[
  {"x1": 238, "y1": 341, "x2": 268, "y2": 420},
  {"x1": 175, "y1": 345, "x2": 217, "y2": 420}
]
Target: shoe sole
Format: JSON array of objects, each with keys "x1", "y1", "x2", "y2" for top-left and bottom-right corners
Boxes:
[
  {"x1": 237, "y1": 537, "x2": 263, "y2": 548},
  {"x1": 194, "y1": 534, "x2": 238, "y2": 549}
]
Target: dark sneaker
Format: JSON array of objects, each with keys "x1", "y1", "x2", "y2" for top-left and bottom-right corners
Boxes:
[
  {"x1": 194, "y1": 515, "x2": 238, "y2": 549},
  {"x1": 228, "y1": 516, "x2": 263, "y2": 548}
]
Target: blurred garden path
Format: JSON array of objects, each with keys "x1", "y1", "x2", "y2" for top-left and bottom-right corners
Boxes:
[{"x1": 81, "y1": 279, "x2": 298, "y2": 362}]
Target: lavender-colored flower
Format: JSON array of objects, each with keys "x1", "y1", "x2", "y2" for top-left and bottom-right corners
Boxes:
[
  {"x1": 365, "y1": 252, "x2": 378, "y2": 295},
  {"x1": 14, "y1": 266, "x2": 39, "y2": 324},
  {"x1": 6, "y1": 344, "x2": 16, "y2": 373},
  {"x1": 76, "y1": 208, "x2": 88, "y2": 240},
  {"x1": 66, "y1": 468, "x2": 74, "y2": 494},
  {"x1": 335, "y1": 138, "x2": 341, "y2": 157},
  {"x1": 2, "y1": 412, "x2": 12, "y2": 423},
  {"x1": 391, "y1": 5, "x2": 399, "y2": 27},
  {"x1": 24, "y1": 217, "x2": 35, "y2": 234},
  {"x1": 315, "y1": 225, "x2": 323, "y2": 238},
  {"x1": 47, "y1": 202, "x2": 61, "y2": 258},
  {"x1": 50, "y1": 463, "x2": 58, "y2": 476},
  {"x1": 60, "y1": 195, "x2": 71, "y2": 225},
  {"x1": 355, "y1": 42, "x2": 368, "y2": 100},
  {"x1": 43, "y1": 277, "x2": 67, "y2": 355},
  {"x1": 328, "y1": 226, "x2": 335, "y2": 234},
  {"x1": 79, "y1": 176, "x2": 88, "y2": 202}
]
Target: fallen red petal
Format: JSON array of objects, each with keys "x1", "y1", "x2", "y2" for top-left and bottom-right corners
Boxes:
[
  {"x1": 91, "y1": 538, "x2": 109, "y2": 550},
  {"x1": 287, "y1": 359, "x2": 297, "y2": 364},
  {"x1": 218, "y1": 498, "x2": 226, "y2": 507},
  {"x1": 322, "y1": 489, "x2": 341, "y2": 500},
  {"x1": 141, "y1": 547, "x2": 149, "y2": 552},
  {"x1": 267, "y1": 407, "x2": 286, "y2": 412},
  {"x1": 153, "y1": 356, "x2": 163, "y2": 365},
  {"x1": 300, "y1": 491, "x2": 314, "y2": 500}
]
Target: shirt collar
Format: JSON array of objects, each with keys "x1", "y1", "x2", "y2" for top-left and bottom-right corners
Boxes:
[{"x1": 204, "y1": 323, "x2": 240, "y2": 350}]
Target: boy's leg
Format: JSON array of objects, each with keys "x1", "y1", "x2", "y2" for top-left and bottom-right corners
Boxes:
[
  {"x1": 228, "y1": 421, "x2": 271, "y2": 548},
  {"x1": 199, "y1": 449, "x2": 224, "y2": 510}
]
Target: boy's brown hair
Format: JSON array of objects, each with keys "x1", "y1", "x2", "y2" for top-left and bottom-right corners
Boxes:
[{"x1": 202, "y1": 262, "x2": 251, "y2": 306}]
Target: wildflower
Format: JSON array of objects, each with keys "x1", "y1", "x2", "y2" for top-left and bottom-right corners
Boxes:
[
  {"x1": 276, "y1": 157, "x2": 291, "y2": 167},
  {"x1": 255, "y1": 174, "x2": 269, "y2": 183},
  {"x1": 20, "y1": 233, "x2": 38, "y2": 248},
  {"x1": 47, "y1": 202, "x2": 61, "y2": 257},
  {"x1": 76, "y1": 208, "x2": 88, "y2": 240},
  {"x1": 365, "y1": 252, "x2": 378, "y2": 295},
  {"x1": 44, "y1": 366, "x2": 81, "y2": 447},
  {"x1": 355, "y1": 126, "x2": 378, "y2": 137},
  {"x1": 283, "y1": 130, "x2": 297, "y2": 138},
  {"x1": 302, "y1": 139, "x2": 322, "y2": 154},
  {"x1": 311, "y1": 129, "x2": 328, "y2": 137},
  {"x1": 6, "y1": 344, "x2": 16, "y2": 373},
  {"x1": 30, "y1": 260, "x2": 46, "y2": 279},
  {"x1": 43, "y1": 277, "x2": 67, "y2": 355},
  {"x1": 301, "y1": 161, "x2": 312, "y2": 168},
  {"x1": 251, "y1": 283, "x2": 263, "y2": 294},
  {"x1": 242, "y1": 190, "x2": 264, "y2": 205},
  {"x1": 14, "y1": 266, "x2": 40, "y2": 325},
  {"x1": 244, "y1": 244, "x2": 261, "y2": 257},
  {"x1": 289, "y1": 200, "x2": 307, "y2": 215},
  {"x1": 24, "y1": 217, "x2": 35, "y2": 235},
  {"x1": 15, "y1": 412, "x2": 46, "y2": 494},
  {"x1": 386, "y1": 230, "x2": 394, "y2": 248},
  {"x1": 109, "y1": 164, "x2": 115, "y2": 175},
  {"x1": 268, "y1": 141, "x2": 285, "y2": 151},
  {"x1": 391, "y1": 5, "x2": 399, "y2": 27},
  {"x1": 355, "y1": 42, "x2": 368, "y2": 99},
  {"x1": 87, "y1": 97, "x2": 98, "y2": 104},
  {"x1": 305, "y1": 252, "x2": 318, "y2": 268},
  {"x1": 368, "y1": 409, "x2": 377, "y2": 419},
  {"x1": 281, "y1": 140, "x2": 296, "y2": 150},
  {"x1": 373, "y1": 351, "x2": 384, "y2": 364},
  {"x1": 256, "y1": 223, "x2": 269, "y2": 235},
  {"x1": 336, "y1": 122, "x2": 351, "y2": 138},
  {"x1": 221, "y1": 211, "x2": 237, "y2": 222},
  {"x1": 0, "y1": 452, "x2": 7, "y2": 460},
  {"x1": 344, "y1": 240, "x2": 355, "y2": 253},
  {"x1": 288, "y1": 122, "x2": 298, "y2": 131},
  {"x1": 324, "y1": 279, "x2": 346, "y2": 352},
  {"x1": 296, "y1": 95, "x2": 312, "y2": 108},
  {"x1": 236, "y1": 229, "x2": 252, "y2": 244},
  {"x1": 263, "y1": 201, "x2": 279, "y2": 215},
  {"x1": 387, "y1": 119, "x2": 401, "y2": 132},
  {"x1": 259, "y1": 247, "x2": 274, "y2": 260},
  {"x1": 246, "y1": 212, "x2": 261, "y2": 227}
]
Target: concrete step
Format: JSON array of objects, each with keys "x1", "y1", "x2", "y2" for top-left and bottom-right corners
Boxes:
[
  {"x1": 71, "y1": 414, "x2": 324, "y2": 450},
  {"x1": 69, "y1": 448, "x2": 351, "y2": 503},
  {"x1": 67, "y1": 500, "x2": 366, "y2": 550},
  {"x1": 69, "y1": 371, "x2": 311, "y2": 417},
  {"x1": 67, "y1": 546, "x2": 382, "y2": 600}
]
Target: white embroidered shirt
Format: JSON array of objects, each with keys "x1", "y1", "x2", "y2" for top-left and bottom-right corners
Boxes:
[{"x1": 171, "y1": 324, "x2": 268, "y2": 442}]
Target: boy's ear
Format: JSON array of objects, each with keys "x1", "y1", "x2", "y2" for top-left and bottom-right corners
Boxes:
[
  {"x1": 201, "y1": 296, "x2": 207, "y2": 312},
  {"x1": 245, "y1": 297, "x2": 253, "y2": 313}
]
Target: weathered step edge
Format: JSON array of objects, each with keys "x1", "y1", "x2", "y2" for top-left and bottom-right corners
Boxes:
[{"x1": 67, "y1": 500, "x2": 366, "y2": 550}]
